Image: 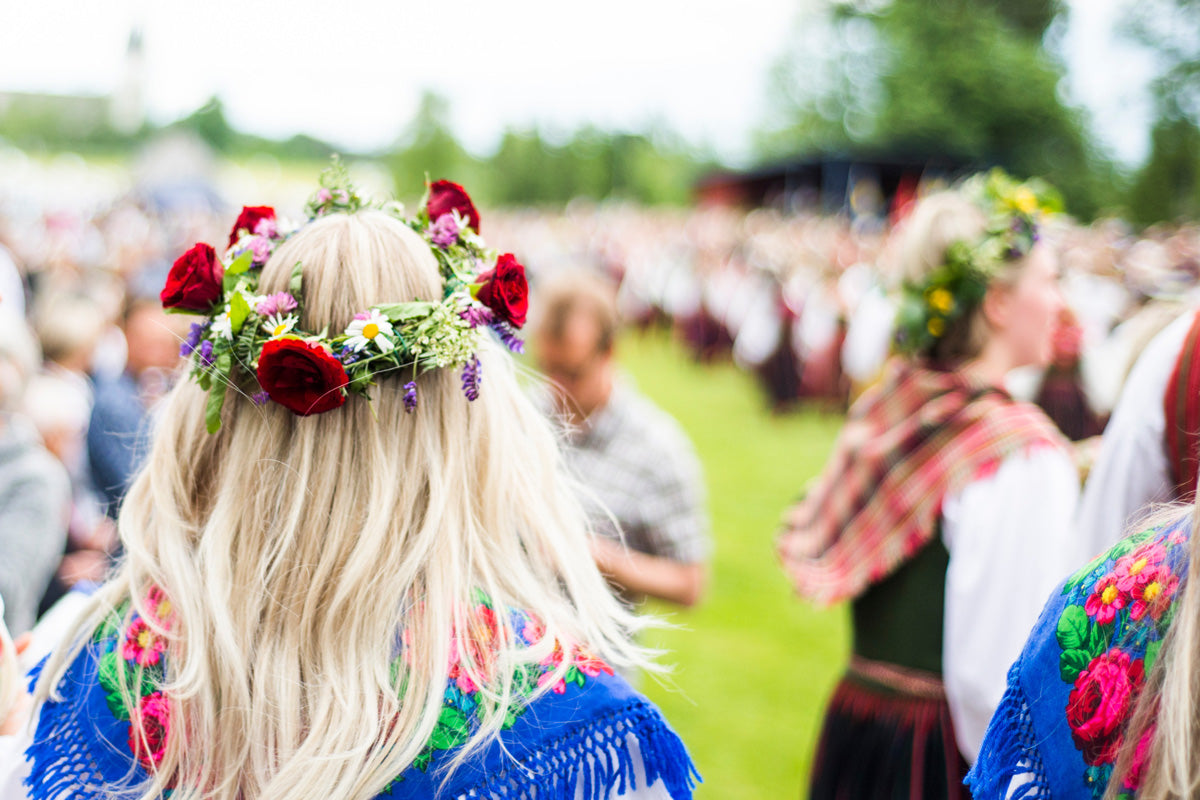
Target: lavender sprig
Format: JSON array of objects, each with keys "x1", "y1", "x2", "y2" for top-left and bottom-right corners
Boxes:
[
  {"x1": 180, "y1": 322, "x2": 207, "y2": 357},
  {"x1": 461, "y1": 356, "x2": 481, "y2": 401},
  {"x1": 490, "y1": 321, "x2": 525, "y2": 355},
  {"x1": 403, "y1": 381, "x2": 418, "y2": 414}
]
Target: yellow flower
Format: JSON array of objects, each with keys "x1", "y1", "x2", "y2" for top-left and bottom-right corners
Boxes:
[
  {"x1": 926, "y1": 288, "x2": 955, "y2": 315},
  {"x1": 1011, "y1": 187, "x2": 1038, "y2": 215},
  {"x1": 927, "y1": 317, "x2": 945, "y2": 337}
]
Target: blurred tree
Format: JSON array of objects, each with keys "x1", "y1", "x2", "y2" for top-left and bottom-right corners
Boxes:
[
  {"x1": 388, "y1": 91, "x2": 479, "y2": 201},
  {"x1": 175, "y1": 97, "x2": 235, "y2": 152},
  {"x1": 760, "y1": 0, "x2": 1109, "y2": 217},
  {"x1": 1128, "y1": 112, "x2": 1200, "y2": 224},
  {"x1": 1123, "y1": 0, "x2": 1200, "y2": 222}
]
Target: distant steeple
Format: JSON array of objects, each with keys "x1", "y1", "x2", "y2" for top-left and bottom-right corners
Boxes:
[{"x1": 110, "y1": 25, "x2": 146, "y2": 134}]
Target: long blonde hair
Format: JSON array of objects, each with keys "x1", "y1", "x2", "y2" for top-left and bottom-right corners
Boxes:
[
  {"x1": 1104, "y1": 499, "x2": 1200, "y2": 798},
  {"x1": 35, "y1": 211, "x2": 654, "y2": 799}
]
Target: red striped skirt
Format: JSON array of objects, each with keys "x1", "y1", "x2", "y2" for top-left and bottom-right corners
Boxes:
[{"x1": 808, "y1": 656, "x2": 969, "y2": 800}]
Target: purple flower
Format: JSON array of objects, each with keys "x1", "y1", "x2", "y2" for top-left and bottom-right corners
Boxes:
[
  {"x1": 429, "y1": 213, "x2": 460, "y2": 248},
  {"x1": 198, "y1": 340, "x2": 215, "y2": 367},
  {"x1": 403, "y1": 381, "x2": 418, "y2": 414},
  {"x1": 250, "y1": 390, "x2": 270, "y2": 406},
  {"x1": 461, "y1": 356, "x2": 481, "y2": 401},
  {"x1": 340, "y1": 347, "x2": 361, "y2": 365},
  {"x1": 253, "y1": 217, "x2": 277, "y2": 239},
  {"x1": 180, "y1": 322, "x2": 206, "y2": 357},
  {"x1": 460, "y1": 306, "x2": 495, "y2": 328},
  {"x1": 490, "y1": 322, "x2": 525, "y2": 355},
  {"x1": 256, "y1": 292, "x2": 298, "y2": 317}
]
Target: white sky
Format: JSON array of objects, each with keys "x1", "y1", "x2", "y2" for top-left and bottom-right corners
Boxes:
[{"x1": 0, "y1": 0, "x2": 1162, "y2": 166}]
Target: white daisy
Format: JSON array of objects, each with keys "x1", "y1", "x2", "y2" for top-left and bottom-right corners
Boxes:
[
  {"x1": 262, "y1": 313, "x2": 298, "y2": 339},
  {"x1": 343, "y1": 309, "x2": 395, "y2": 353},
  {"x1": 210, "y1": 310, "x2": 234, "y2": 340}
]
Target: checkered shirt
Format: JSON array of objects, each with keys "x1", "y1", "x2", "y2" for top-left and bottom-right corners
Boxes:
[{"x1": 561, "y1": 383, "x2": 709, "y2": 565}]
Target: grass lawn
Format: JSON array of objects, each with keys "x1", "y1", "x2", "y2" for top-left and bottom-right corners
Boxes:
[{"x1": 613, "y1": 329, "x2": 849, "y2": 798}]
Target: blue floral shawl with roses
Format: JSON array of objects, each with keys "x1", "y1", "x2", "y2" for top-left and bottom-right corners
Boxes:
[
  {"x1": 23, "y1": 601, "x2": 700, "y2": 800},
  {"x1": 967, "y1": 518, "x2": 1190, "y2": 800}
]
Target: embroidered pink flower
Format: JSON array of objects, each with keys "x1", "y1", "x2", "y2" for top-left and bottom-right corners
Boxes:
[
  {"x1": 1169, "y1": 529, "x2": 1187, "y2": 545},
  {"x1": 521, "y1": 615, "x2": 546, "y2": 646},
  {"x1": 448, "y1": 605, "x2": 499, "y2": 694},
  {"x1": 146, "y1": 586, "x2": 173, "y2": 622},
  {"x1": 122, "y1": 617, "x2": 167, "y2": 667},
  {"x1": 1128, "y1": 564, "x2": 1178, "y2": 621},
  {"x1": 1066, "y1": 648, "x2": 1145, "y2": 766},
  {"x1": 129, "y1": 691, "x2": 171, "y2": 768},
  {"x1": 573, "y1": 645, "x2": 614, "y2": 678},
  {"x1": 1124, "y1": 722, "x2": 1156, "y2": 791},
  {"x1": 1084, "y1": 573, "x2": 1127, "y2": 625},
  {"x1": 1115, "y1": 543, "x2": 1168, "y2": 593}
]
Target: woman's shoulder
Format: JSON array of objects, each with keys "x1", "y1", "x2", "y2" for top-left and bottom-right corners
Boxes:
[{"x1": 968, "y1": 517, "x2": 1191, "y2": 800}]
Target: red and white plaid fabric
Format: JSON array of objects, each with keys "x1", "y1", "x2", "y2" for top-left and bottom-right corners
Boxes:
[{"x1": 778, "y1": 359, "x2": 1066, "y2": 606}]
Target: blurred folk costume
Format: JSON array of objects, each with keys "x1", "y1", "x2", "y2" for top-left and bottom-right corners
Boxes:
[{"x1": 778, "y1": 172, "x2": 1082, "y2": 799}]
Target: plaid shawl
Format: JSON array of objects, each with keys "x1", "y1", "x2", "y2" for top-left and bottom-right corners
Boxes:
[
  {"x1": 1164, "y1": 309, "x2": 1200, "y2": 502},
  {"x1": 779, "y1": 360, "x2": 1065, "y2": 606}
]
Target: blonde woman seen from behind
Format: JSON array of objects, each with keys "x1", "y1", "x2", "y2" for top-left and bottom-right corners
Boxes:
[{"x1": 10, "y1": 184, "x2": 698, "y2": 800}]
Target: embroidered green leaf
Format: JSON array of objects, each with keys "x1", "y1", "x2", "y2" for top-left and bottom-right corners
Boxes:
[
  {"x1": 1056, "y1": 605, "x2": 1091, "y2": 652},
  {"x1": 411, "y1": 750, "x2": 432, "y2": 773},
  {"x1": 1060, "y1": 648, "x2": 1092, "y2": 683},
  {"x1": 1146, "y1": 639, "x2": 1162, "y2": 673},
  {"x1": 566, "y1": 665, "x2": 585, "y2": 688},
  {"x1": 98, "y1": 651, "x2": 132, "y2": 721},
  {"x1": 226, "y1": 249, "x2": 254, "y2": 276},
  {"x1": 429, "y1": 706, "x2": 469, "y2": 752},
  {"x1": 228, "y1": 293, "x2": 250, "y2": 335}
]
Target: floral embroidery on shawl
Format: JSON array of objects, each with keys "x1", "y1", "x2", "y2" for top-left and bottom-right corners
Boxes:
[{"x1": 1052, "y1": 526, "x2": 1186, "y2": 798}]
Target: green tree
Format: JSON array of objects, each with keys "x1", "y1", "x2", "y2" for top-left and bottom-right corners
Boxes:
[{"x1": 388, "y1": 91, "x2": 479, "y2": 201}]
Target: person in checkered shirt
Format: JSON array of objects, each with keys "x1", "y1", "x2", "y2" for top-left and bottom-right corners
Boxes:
[{"x1": 535, "y1": 274, "x2": 709, "y2": 608}]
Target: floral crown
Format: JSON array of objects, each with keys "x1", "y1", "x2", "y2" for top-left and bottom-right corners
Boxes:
[
  {"x1": 893, "y1": 168, "x2": 1063, "y2": 357},
  {"x1": 162, "y1": 161, "x2": 529, "y2": 432}
]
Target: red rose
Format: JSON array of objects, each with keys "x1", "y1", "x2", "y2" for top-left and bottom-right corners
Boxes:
[
  {"x1": 1065, "y1": 648, "x2": 1145, "y2": 766},
  {"x1": 161, "y1": 243, "x2": 223, "y2": 312},
  {"x1": 426, "y1": 180, "x2": 480, "y2": 232},
  {"x1": 228, "y1": 205, "x2": 276, "y2": 247},
  {"x1": 129, "y1": 691, "x2": 170, "y2": 768},
  {"x1": 475, "y1": 254, "x2": 528, "y2": 328},
  {"x1": 256, "y1": 338, "x2": 349, "y2": 416}
]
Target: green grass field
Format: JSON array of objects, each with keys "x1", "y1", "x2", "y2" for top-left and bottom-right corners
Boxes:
[{"x1": 611, "y1": 329, "x2": 848, "y2": 798}]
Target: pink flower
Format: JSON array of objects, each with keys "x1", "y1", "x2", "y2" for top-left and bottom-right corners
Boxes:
[
  {"x1": 1066, "y1": 648, "x2": 1145, "y2": 766},
  {"x1": 1115, "y1": 543, "x2": 1168, "y2": 593},
  {"x1": 122, "y1": 617, "x2": 167, "y2": 667},
  {"x1": 145, "y1": 587, "x2": 174, "y2": 625},
  {"x1": 253, "y1": 216, "x2": 277, "y2": 239},
  {"x1": 573, "y1": 645, "x2": 614, "y2": 678},
  {"x1": 1084, "y1": 573, "x2": 1127, "y2": 625},
  {"x1": 129, "y1": 691, "x2": 171, "y2": 768},
  {"x1": 429, "y1": 213, "x2": 460, "y2": 248},
  {"x1": 248, "y1": 235, "x2": 272, "y2": 265},
  {"x1": 316, "y1": 188, "x2": 332, "y2": 203},
  {"x1": 1125, "y1": 722, "x2": 1155, "y2": 791},
  {"x1": 1169, "y1": 529, "x2": 1187, "y2": 545},
  {"x1": 1128, "y1": 564, "x2": 1178, "y2": 621},
  {"x1": 538, "y1": 671, "x2": 568, "y2": 694},
  {"x1": 521, "y1": 615, "x2": 546, "y2": 646},
  {"x1": 256, "y1": 292, "x2": 298, "y2": 317}
]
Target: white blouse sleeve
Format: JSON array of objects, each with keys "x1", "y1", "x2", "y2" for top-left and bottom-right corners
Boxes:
[
  {"x1": 0, "y1": 723, "x2": 31, "y2": 799},
  {"x1": 941, "y1": 446, "x2": 1080, "y2": 764},
  {"x1": 1074, "y1": 310, "x2": 1194, "y2": 558}
]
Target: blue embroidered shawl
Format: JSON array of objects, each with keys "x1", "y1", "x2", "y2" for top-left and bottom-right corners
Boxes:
[
  {"x1": 967, "y1": 518, "x2": 1190, "y2": 800},
  {"x1": 23, "y1": 617, "x2": 699, "y2": 800}
]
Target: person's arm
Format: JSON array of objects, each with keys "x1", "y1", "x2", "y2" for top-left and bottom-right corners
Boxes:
[
  {"x1": 591, "y1": 537, "x2": 706, "y2": 607},
  {"x1": 0, "y1": 459, "x2": 70, "y2": 635},
  {"x1": 941, "y1": 445, "x2": 1080, "y2": 763}
]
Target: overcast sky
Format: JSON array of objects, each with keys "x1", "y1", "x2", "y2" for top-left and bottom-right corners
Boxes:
[{"x1": 0, "y1": 0, "x2": 1163, "y2": 166}]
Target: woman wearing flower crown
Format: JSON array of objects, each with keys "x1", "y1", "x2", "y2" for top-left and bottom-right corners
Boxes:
[
  {"x1": 7, "y1": 169, "x2": 698, "y2": 800},
  {"x1": 777, "y1": 171, "x2": 1082, "y2": 799}
]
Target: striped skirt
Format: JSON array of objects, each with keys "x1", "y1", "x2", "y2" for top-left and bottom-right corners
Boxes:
[{"x1": 808, "y1": 656, "x2": 969, "y2": 800}]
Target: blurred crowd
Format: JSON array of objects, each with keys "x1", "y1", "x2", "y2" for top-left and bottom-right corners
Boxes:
[{"x1": 3, "y1": 172, "x2": 1200, "y2": 635}]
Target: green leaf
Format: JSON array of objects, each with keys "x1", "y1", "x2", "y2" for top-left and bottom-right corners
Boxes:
[
  {"x1": 1146, "y1": 639, "x2": 1162, "y2": 673},
  {"x1": 374, "y1": 301, "x2": 436, "y2": 322},
  {"x1": 229, "y1": 293, "x2": 250, "y2": 335},
  {"x1": 1060, "y1": 648, "x2": 1093, "y2": 683},
  {"x1": 412, "y1": 751, "x2": 432, "y2": 773},
  {"x1": 429, "y1": 707, "x2": 469, "y2": 751},
  {"x1": 98, "y1": 651, "x2": 132, "y2": 720},
  {"x1": 289, "y1": 261, "x2": 304, "y2": 297},
  {"x1": 205, "y1": 382, "x2": 228, "y2": 434},
  {"x1": 1055, "y1": 605, "x2": 1091, "y2": 652},
  {"x1": 226, "y1": 249, "x2": 254, "y2": 276}
]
